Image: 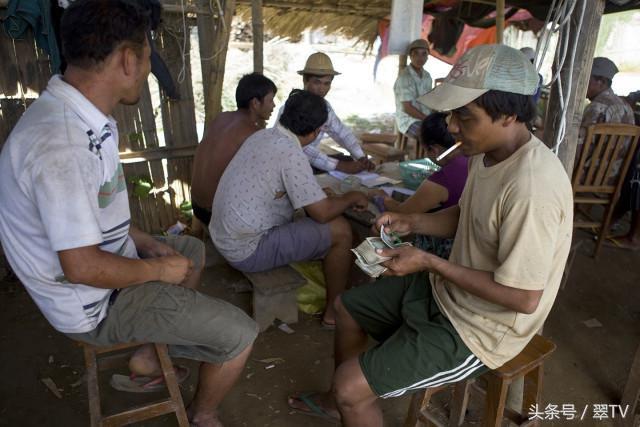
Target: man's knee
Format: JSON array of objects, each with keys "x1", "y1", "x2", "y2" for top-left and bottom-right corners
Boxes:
[
  {"x1": 333, "y1": 362, "x2": 375, "y2": 410},
  {"x1": 329, "y1": 216, "x2": 352, "y2": 246}
]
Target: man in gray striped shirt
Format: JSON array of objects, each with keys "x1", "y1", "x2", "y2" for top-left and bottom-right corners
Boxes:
[{"x1": 0, "y1": 2, "x2": 256, "y2": 426}]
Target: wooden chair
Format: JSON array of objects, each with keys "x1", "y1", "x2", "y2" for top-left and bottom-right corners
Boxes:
[
  {"x1": 80, "y1": 342, "x2": 189, "y2": 427},
  {"x1": 616, "y1": 342, "x2": 640, "y2": 427},
  {"x1": 572, "y1": 123, "x2": 640, "y2": 259},
  {"x1": 405, "y1": 334, "x2": 556, "y2": 427}
]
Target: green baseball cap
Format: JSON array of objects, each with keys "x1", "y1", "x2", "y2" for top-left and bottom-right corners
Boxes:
[{"x1": 418, "y1": 44, "x2": 539, "y2": 111}]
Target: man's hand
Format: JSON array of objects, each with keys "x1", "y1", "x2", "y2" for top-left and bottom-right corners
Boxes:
[
  {"x1": 346, "y1": 191, "x2": 369, "y2": 211},
  {"x1": 374, "y1": 212, "x2": 414, "y2": 236},
  {"x1": 336, "y1": 160, "x2": 366, "y2": 174},
  {"x1": 357, "y1": 157, "x2": 376, "y2": 171},
  {"x1": 150, "y1": 255, "x2": 193, "y2": 285},
  {"x1": 137, "y1": 238, "x2": 179, "y2": 259},
  {"x1": 377, "y1": 245, "x2": 437, "y2": 276}
]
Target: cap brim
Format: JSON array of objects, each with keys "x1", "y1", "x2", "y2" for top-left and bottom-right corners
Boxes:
[
  {"x1": 297, "y1": 69, "x2": 341, "y2": 76},
  {"x1": 417, "y1": 83, "x2": 488, "y2": 111}
]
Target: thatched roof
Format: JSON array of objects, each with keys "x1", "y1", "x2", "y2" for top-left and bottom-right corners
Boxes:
[
  {"x1": 234, "y1": 0, "x2": 640, "y2": 48},
  {"x1": 236, "y1": 0, "x2": 390, "y2": 47}
]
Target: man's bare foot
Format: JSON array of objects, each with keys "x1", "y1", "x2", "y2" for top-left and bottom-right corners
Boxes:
[
  {"x1": 128, "y1": 344, "x2": 161, "y2": 377},
  {"x1": 288, "y1": 391, "x2": 341, "y2": 421},
  {"x1": 187, "y1": 407, "x2": 224, "y2": 427}
]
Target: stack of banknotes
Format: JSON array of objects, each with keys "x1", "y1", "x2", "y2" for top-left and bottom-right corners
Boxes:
[{"x1": 351, "y1": 227, "x2": 411, "y2": 277}]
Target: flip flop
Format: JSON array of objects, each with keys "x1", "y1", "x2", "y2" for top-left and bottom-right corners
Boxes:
[
  {"x1": 288, "y1": 392, "x2": 340, "y2": 422},
  {"x1": 110, "y1": 365, "x2": 190, "y2": 393},
  {"x1": 321, "y1": 320, "x2": 336, "y2": 331}
]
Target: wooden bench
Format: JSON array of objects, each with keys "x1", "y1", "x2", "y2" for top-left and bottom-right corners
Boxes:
[
  {"x1": 242, "y1": 265, "x2": 307, "y2": 331},
  {"x1": 360, "y1": 132, "x2": 398, "y2": 145},
  {"x1": 362, "y1": 142, "x2": 405, "y2": 164},
  {"x1": 405, "y1": 334, "x2": 556, "y2": 427}
]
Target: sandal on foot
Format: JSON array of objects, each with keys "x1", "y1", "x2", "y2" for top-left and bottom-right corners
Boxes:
[
  {"x1": 110, "y1": 365, "x2": 190, "y2": 393},
  {"x1": 288, "y1": 392, "x2": 340, "y2": 422}
]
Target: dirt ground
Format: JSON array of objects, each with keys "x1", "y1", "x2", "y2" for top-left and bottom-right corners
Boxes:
[{"x1": 0, "y1": 226, "x2": 639, "y2": 427}]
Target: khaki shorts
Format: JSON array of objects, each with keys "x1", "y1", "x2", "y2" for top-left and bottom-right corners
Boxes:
[{"x1": 67, "y1": 235, "x2": 258, "y2": 363}]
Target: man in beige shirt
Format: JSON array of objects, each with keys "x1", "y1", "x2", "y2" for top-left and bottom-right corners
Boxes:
[{"x1": 287, "y1": 45, "x2": 573, "y2": 426}]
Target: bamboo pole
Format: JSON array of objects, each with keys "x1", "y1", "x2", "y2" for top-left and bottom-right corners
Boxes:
[
  {"x1": 542, "y1": 0, "x2": 606, "y2": 177},
  {"x1": 496, "y1": 0, "x2": 505, "y2": 44},
  {"x1": 197, "y1": 0, "x2": 236, "y2": 132},
  {"x1": 252, "y1": 0, "x2": 264, "y2": 73}
]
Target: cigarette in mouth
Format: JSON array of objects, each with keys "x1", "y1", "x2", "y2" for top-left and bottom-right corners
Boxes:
[{"x1": 436, "y1": 141, "x2": 462, "y2": 162}]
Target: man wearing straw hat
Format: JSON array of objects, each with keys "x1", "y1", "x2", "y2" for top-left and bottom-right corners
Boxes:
[
  {"x1": 278, "y1": 52, "x2": 375, "y2": 174},
  {"x1": 393, "y1": 39, "x2": 433, "y2": 139},
  {"x1": 288, "y1": 44, "x2": 573, "y2": 426}
]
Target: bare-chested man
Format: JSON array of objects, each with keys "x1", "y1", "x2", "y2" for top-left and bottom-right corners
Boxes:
[{"x1": 191, "y1": 73, "x2": 277, "y2": 225}]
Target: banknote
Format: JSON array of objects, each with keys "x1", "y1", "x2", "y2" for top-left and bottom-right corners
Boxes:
[{"x1": 355, "y1": 258, "x2": 387, "y2": 278}]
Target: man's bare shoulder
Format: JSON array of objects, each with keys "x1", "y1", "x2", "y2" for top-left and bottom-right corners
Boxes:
[{"x1": 202, "y1": 111, "x2": 259, "y2": 144}]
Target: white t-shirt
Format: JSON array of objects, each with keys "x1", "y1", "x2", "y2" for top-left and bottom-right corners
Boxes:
[{"x1": 0, "y1": 75, "x2": 138, "y2": 333}]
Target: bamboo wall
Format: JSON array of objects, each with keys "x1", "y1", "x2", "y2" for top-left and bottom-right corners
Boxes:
[{"x1": 0, "y1": 2, "x2": 232, "y2": 233}]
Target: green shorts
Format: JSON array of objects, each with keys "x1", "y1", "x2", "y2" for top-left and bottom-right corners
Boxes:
[
  {"x1": 341, "y1": 272, "x2": 488, "y2": 398},
  {"x1": 67, "y1": 235, "x2": 258, "y2": 364}
]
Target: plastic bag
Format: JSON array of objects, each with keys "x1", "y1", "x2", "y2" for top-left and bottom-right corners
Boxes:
[{"x1": 290, "y1": 261, "x2": 326, "y2": 315}]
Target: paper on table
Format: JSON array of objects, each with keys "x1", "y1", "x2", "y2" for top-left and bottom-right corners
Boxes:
[{"x1": 328, "y1": 170, "x2": 380, "y2": 181}]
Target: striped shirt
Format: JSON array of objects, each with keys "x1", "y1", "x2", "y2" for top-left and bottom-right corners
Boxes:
[{"x1": 0, "y1": 75, "x2": 137, "y2": 333}]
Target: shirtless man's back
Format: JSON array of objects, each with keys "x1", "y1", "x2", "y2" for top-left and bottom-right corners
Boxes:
[{"x1": 190, "y1": 73, "x2": 277, "y2": 225}]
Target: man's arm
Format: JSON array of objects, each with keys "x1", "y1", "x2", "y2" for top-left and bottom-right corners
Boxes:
[
  {"x1": 58, "y1": 245, "x2": 191, "y2": 289},
  {"x1": 304, "y1": 191, "x2": 368, "y2": 224},
  {"x1": 377, "y1": 246, "x2": 542, "y2": 314},
  {"x1": 322, "y1": 105, "x2": 367, "y2": 162},
  {"x1": 402, "y1": 101, "x2": 428, "y2": 121},
  {"x1": 375, "y1": 205, "x2": 460, "y2": 239}
]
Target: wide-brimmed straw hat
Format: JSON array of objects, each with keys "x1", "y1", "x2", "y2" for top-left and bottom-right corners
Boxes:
[{"x1": 297, "y1": 52, "x2": 341, "y2": 76}]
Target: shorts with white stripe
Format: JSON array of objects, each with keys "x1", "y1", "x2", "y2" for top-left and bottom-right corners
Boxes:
[{"x1": 341, "y1": 271, "x2": 488, "y2": 398}]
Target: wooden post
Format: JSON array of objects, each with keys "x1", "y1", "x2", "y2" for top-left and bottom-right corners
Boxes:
[
  {"x1": 197, "y1": 0, "x2": 236, "y2": 131},
  {"x1": 252, "y1": 0, "x2": 264, "y2": 73},
  {"x1": 496, "y1": 0, "x2": 505, "y2": 44},
  {"x1": 542, "y1": 0, "x2": 605, "y2": 177},
  {"x1": 398, "y1": 54, "x2": 407, "y2": 72}
]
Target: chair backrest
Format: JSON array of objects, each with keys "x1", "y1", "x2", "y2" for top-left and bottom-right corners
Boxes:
[{"x1": 572, "y1": 123, "x2": 640, "y2": 197}]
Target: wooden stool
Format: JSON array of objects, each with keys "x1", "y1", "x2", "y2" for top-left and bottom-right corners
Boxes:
[
  {"x1": 243, "y1": 265, "x2": 307, "y2": 331},
  {"x1": 405, "y1": 334, "x2": 556, "y2": 427},
  {"x1": 80, "y1": 342, "x2": 189, "y2": 427}
]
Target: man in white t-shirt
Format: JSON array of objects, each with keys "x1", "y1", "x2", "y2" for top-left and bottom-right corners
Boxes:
[{"x1": 0, "y1": 2, "x2": 256, "y2": 426}]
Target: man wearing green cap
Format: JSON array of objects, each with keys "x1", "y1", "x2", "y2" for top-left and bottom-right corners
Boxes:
[
  {"x1": 276, "y1": 52, "x2": 375, "y2": 174},
  {"x1": 393, "y1": 39, "x2": 433, "y2": 138},
  {"x1": 580, "y1": 57, "x2": 634, "y2": 141},
  {"x1": 288, "y1": 44, "x2": 573, "y2": 426}
]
